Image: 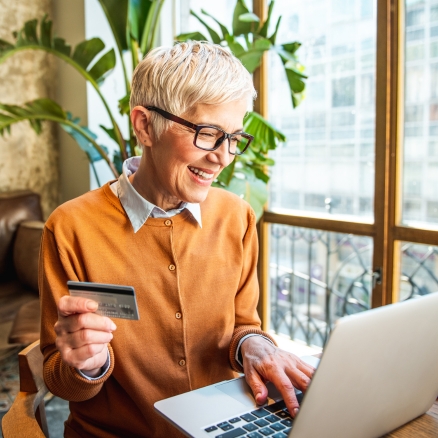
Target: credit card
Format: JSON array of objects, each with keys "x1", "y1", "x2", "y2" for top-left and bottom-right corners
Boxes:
[{"x1": 67, "y1": 281, "x2": 140, "y2": 320}]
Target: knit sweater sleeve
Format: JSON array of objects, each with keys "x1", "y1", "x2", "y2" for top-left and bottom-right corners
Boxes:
[
  {"x1": 39, "y1": 225, "x2": 115, "y2": 402},
  {"x1": 228, "y1": 208, "x2": 277, "y2": 372}
]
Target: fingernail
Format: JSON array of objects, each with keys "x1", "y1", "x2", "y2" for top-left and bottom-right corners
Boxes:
[
  {"x1": 111, "y1": 322, "x2": 117, "y2": 331},
  {"x1": 293, "y1": 408, "x2": 299, "y2": 417},
  {"x1": 86, "y1": 301, "x2": 98, "y2": 311}
]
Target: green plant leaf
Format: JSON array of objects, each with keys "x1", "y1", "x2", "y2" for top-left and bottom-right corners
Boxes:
[
  {"x1": 239, "y1": 12, "x2": 260, "y2": 23},
  {"x1": 98, "y1": 0, "x2": 129, "y2": 52},
  {"x1": 23, "y1": 19, "x2": 38, "y2": 44},
  {"x1": 63, "y1": 116, "x2": 108, "y2": 163},
  {"x1": 100, "y1": 124, "x2": 118, "y2": 144},
  {"x1": 254, "y1": 37, "x2": 271, "y2": 51},
  {"x1": 88, "y1": 49, "x2": 116, "y2": 84},
  {"x1": 113, "y1": 150, "x2": 124, "y2": 175},
  {"x1": 216, "y1": 160, "x2": 236, "y2": 186},
  {"x1": 292, "y1": 92, "x2": 305, "y2": 108},
  {"x1": 238, "y1": 50, "x2": 265, "y2": 73},
  {"x1": 175, "y1": 31, "x2": 209, "y2": 42},
  {"x1": 200, "y1": 9, "x2": 230, "y2": 39},
  {"x1": 226, "y1": 173, "x2": 268, "y2": 220},
  {"x1": 232, "y1": 0, "x2": 252, "y2": 36},
  {"x1": 39, "y1": 15, "x2": 52, "y2": 48},
  {"x1": 53, "y1": 37, "x2": 71, "y2": 57},
  {"x1": 0, "y1": 98, "x2": 118, "y2": 176},
  {"x1": 225, "y1": 35, "x2": 246, "y2": 57},
  {"x1": 139, "y1": 0, "x2": 165, "y2": 55},
  {"x1": 118, "y1": 93, "x2": 131, "y2": 115},
  {"x1": 190, "y1": 10, "x2": 221, "y2": 44},
  {"x1": 253, "y1": 167, "x2": 270, "y2": 183},
  {"x1": 0, "y1": 39, "x2": 14, "y2": 51},
  {"x1": 72, "y1": 38, "x2": 105, "y2": 70},
  {"x1": 258, "y1": 0, "x2": 275, "y2": 37},
  {"x1": 268, "y1": 16, "x2": 281, "y2": 44},
  {"x1": 0, "y1": 17, "x2": 113, "y2": 88},
  {"x1": 285, "y1": 67, "x2": 306, "y2": 93},
  {"x1": 244, "y1": 111, "x2": 286, "y2": 153},
  {"x1": 282, "y1": 42, "x2": 301, "y2": 55},
  {"x1": 284, "y1": 60, "x2": 307, "y2": 78},
  {"x1": 129, "y1": 0, "x2": 153, "y2": 44}
]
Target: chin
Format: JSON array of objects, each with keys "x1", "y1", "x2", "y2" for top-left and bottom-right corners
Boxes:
[{"x1": 183, "y1": 187, "x2": 210, "y2": 204}]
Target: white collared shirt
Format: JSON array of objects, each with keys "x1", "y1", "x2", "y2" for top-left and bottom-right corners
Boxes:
[{"x1": 110, "y1": 156, "x2": 202, "y2": 231}]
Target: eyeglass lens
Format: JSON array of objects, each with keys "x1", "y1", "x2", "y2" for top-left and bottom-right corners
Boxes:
[{"x1": 195, "y1": 127, "x2": 249, "y2": 155}]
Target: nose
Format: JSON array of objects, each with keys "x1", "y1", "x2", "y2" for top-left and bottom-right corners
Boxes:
[{"x1": 206, "y1": 138, "x2": 234, "y2": 167}]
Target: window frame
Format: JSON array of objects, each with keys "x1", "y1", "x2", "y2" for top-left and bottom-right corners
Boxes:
[{"x1": 254, "y1": 0, "x2": 438, "y2": 330}]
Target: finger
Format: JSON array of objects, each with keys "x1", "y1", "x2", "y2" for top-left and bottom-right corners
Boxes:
[
  {"x1": 285, "y1": 366, "x2": 312, "y2": 392},
  {"x1": 55, "y1": 312, "x2": 116, "y2": 335},
  {"x1": 296, "y1": 359, "x2": 316, "y2": 378},
  {"x1": 244, "y1": 367, "x2": 269, "y2": 405},
  {"x1": 59, "y1": 329, "x2": 113, "y2": 349},
  {"x1": 58, "y1": 295, "x2": 99, "y2": 317},
  {"x1": 264, "y1": 368, "x2": 300, "y2": 417},
  {"x1": 61, "y1": 343, "x2": 108, "y2": 369}
]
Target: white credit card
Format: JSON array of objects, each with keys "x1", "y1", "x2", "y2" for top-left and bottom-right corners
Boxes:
[{"x1": 67, "y1": 281, "x2": 140, "y2": 320}]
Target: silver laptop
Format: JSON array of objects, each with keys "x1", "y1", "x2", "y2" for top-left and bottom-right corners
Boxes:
[{"x1": 155, "y1": 292, "x2": 438, "y2": 438}]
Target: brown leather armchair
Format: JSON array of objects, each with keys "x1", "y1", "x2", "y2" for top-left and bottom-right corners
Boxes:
[{"x1": 0, "y1": 191, "x2": 44, "y2": 344}]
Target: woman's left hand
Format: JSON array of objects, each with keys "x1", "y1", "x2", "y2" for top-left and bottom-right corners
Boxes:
[{"x1": 240, "y1": 336, "x2": 316, "y2": 418}]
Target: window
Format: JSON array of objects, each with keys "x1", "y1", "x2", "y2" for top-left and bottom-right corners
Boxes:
[{"x1": 260, "y1": 0, "x2": 438, "y2": 346}]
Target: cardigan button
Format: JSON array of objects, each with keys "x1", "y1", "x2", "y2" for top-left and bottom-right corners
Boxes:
[
  {"x1": 164, "y1": 219, "x2": 172, "y2": 226},
  {"x1": 179, "y1": 359, "x2": 186, "y2": 367},
  {"x1": 169, "y1": 264, "x2": 176, "y2": 271},
  {"x1": 175, "y1": 312, "x2": 182, "y2": 319}
]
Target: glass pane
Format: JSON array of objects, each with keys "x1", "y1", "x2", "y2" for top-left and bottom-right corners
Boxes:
[
  {"x1": 269, "y1": 224, "x2": 373, "y2": 348},
  {"x1": 268, "y1": 0, "x2": 377, "y2": 220},
  {"x1": 402, "y1": 0, "x2": 438, "y2": 229},
  {"x1": 399, "y1": 241, "x2": 438, "y2": 300}
]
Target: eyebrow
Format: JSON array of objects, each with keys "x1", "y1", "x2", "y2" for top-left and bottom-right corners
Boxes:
[{"x1": 196, "y1": 121, "x2": 245, "y2": 134}]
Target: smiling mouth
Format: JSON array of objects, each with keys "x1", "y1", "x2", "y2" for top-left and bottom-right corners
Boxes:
[{"x1": 188, "y1": 166, "x2": 214, "y2": 180}]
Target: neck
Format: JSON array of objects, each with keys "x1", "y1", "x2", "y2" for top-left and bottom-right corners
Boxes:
[{"x1": 131, "y1": 154, "x2": 182, "y2": 211}]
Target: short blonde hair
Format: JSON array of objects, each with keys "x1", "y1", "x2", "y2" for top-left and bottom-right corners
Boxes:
[{"x1": 130, "y1": 41, "x2": 256, "y2": 139}]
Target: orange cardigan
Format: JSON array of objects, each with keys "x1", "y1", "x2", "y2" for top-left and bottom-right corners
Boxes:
[{"x1": 39, "y1": 183, "x2": 275, "y2": 437}]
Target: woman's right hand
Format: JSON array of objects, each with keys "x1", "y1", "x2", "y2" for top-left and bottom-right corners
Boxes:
[{"x1": 55, "y1": 296, "x2": 117, "y2": 377}]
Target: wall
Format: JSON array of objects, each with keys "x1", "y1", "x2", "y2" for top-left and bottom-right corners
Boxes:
[
  {"x1": 0, "y1": 0, "x2": 91, "y2": 217},
  {"x1": 52, "y1": 0, "x2": 90, "y2": 204},
  {"x1": 0, "y1": 0, "x2": 58, "y2": 218}
]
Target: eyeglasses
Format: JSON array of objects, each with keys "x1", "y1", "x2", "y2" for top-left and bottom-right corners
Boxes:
[{"x1": 146, "y1": 106, "x2": 253, "y2": 155}]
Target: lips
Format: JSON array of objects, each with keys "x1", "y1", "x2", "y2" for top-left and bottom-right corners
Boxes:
[{"x1": 188, "y1": 166, "x2": 214, "y2": 180}]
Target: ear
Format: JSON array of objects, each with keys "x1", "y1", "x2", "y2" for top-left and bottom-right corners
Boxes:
[{"x1": 131, "y1": 106, "x2": 154, "y2": 148}]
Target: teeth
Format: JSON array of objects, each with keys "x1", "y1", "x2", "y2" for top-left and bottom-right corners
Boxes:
[{"x1": 189, "y1": 166, "x2": 214, "y2": 180}]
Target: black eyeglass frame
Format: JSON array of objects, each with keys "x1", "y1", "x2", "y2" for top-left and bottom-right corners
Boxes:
[{"x1": 145, "y1": 106, "x2": 254, "y2": 155}]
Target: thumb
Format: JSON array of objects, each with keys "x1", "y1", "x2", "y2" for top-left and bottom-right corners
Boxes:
[{"x1": 245, "y1": 368, "x2": 268, "y2": 405}]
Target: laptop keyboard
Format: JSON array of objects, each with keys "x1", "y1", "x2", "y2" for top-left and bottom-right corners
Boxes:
[{"x1": 203, "y1": 397, "x2": 302, "y2": 438}]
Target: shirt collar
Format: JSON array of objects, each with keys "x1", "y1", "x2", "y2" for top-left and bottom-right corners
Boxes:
[{"x1": 117, "y1": 157, "x2": 202, "y2": 233}]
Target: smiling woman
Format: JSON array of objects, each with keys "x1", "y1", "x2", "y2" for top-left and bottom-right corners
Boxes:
[{"x1": 38, "y1": 41, "x2": 314, "y2": 438}]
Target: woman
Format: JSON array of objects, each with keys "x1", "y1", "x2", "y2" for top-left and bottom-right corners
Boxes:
[{"x1": 40, "y1": 41, "x2": 314, "y2": 437}]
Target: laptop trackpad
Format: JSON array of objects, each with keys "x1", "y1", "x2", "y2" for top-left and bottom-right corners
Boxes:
[{"x1": 216, "y1": 377, "x2": 282, "y2": 407}]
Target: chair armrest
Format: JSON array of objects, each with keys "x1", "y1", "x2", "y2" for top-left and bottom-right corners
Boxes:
[
  {"x1": 1, "y1": 390, "x2": 48, "y2": 438},
  {"x1": 1, "y1": 340, "x2": 49, "y2": 437}
]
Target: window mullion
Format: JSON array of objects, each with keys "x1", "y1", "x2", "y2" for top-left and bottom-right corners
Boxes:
[{"x1": 373, "y1": 0, "x2": 400, "y2": 308}]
